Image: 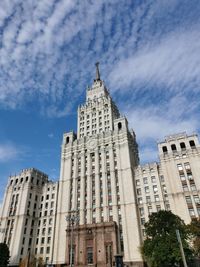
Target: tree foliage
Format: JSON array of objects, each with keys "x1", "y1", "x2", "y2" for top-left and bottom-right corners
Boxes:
[
  {"x1": 141, "y1": 210, "x2": 193, "y2": 267},
  {"x1": 188, "y1": 218, "x2": 200, "y2": 258},
  {"x1": 0, "y1": 242, "x2": 10, "y2": 267}
]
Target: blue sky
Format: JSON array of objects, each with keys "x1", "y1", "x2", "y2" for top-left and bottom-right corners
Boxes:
[{"x1": 0, "y1": 0, "x2": 200, "y2": 202}]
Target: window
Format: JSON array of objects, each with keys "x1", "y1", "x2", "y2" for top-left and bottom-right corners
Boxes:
[
  {"x1": 48, "y1": 227, "x2": 52, "y2": 235},
  {"x1": 160, "y1": 175, "x2": 165, "y2": 182},
  {"x1": 40, "y1": 247, "x2": 44, "y2": 254},
  {"x1": 141, "y1": 218, "x2": 145, "y2": 225},
  {"x1": 137, "y1": 188, "x2": 141, "y2": 195},
  {"x1": 156, "y1": 205, "x2": 161, "y2": 212},
  {"x1": 87, "y1": 247, "x2": 93, "y2": 264},
  {"x1": 189, "y1": 140, "x2": 196, "y2": 148},
  {"x1": 191, "y1": 184, "x2": 197, "y2": 191},
  {"x1": 138, "y1": 198, "x2": 143, "y2": 204},
  {"x1": 189, "y1": 208, "x2": 195, "y2": 216},
  {"x1": 185, "y1": 196, "x2": 192, "y2": 203},
  {"x1": 162, "y1": 146, "x2": 168, "y2": 153},
  {"x1": 136, "y1": 180, "x2": 140, "y2": 186},
  {"x1": 162, "y1": 185, "x2": 167, "y2": 193},
  {"x1": 148, "y1": 206, "x2": 152, "y2": 215},
  {"x1": 155, "y1": 195, "x2": 159, "y2": 202},
  {"x1": 139, "y1": 207, "x2": 144, "y2": 216},
  {"x1": 177, "y1": 164, "x2": 183, "y2": 171},
  {"x1": 143, "y1": 177, "x2": 148, "y2": 184},
  {"x1": 187, "y1": 173, "x2": 193, "y2": 180},
  {"x1": 180, "y1": 174, "x2": 186, "y2": 181},
  {"x1": 184, "y1": 162, "x2": 191, "y2": 171},
  {"x1": 46, "y1": 247, "x2": 50, "y2": 254},
  {"x1": 193, "y1": 195, "x2": 200, "y2": 204},
  {"x1": 151, "y1": 176, "x2": 156, "y2": 183},
  {"x1": 145, "y1": 186, "x2": 149, "y2": 194},
  {"x1": 146, "y1": 196, "x2": 151, "y2": 203},
  {"x1": 118, "y1": 122, "x2": 122, "y2": 130},
  {"x1": 183, "y1": 185, "x2": 189, "y2": 192},
  {"x1": 171, "y1": 144, "x2": 177, "y2": 151},
  {"x1": 153, "y1": 185, "x2": 158, "y2": 193},
  {"x1": 180, "y1": 142, "x2": 186, "y2": 150}
]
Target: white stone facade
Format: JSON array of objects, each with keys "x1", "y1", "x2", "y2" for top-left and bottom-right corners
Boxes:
[
  {"x1": 0, "y1": 168, "x2": 58, "y2": 266},
  {"x1": 0, "y1": 66, "x2": 200, "y2": 267}
]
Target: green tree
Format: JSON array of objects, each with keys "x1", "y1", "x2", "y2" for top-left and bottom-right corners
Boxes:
[
  {"x1": 0, "y1": 242, "x2": 10, "y2": 267},
  {"x1": 188, "y1": 218, "x2": 200, "y2": 258},
  {"x1": 141, "y1": 210, "x2": 193, "y2": 267}
]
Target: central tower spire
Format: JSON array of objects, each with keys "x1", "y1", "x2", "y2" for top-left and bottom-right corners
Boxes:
[{"x1": 95, "y1": 62, "x2": 101, "y2": 81}]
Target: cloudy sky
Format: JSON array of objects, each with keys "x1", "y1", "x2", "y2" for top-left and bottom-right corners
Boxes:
[{"x1": 0, "y1": 0, "x2": 200, "y2": 202}]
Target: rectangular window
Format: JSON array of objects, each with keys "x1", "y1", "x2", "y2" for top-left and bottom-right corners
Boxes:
[
  {"x1": 180, "y1": 174, "x2": 186, "y2": 181},
  {"x1": 160, "y1": 175, "x2": 165, "y2": 182},
  {"x1": 153, "y1": 185, "x2": 158, "y2": 193},
  {"x1": 87, "y1": 247, "x2": 93, "y2": 264},
  {"x1": 138, "y1": 197, "x2": 143, "y2": 204},
  {"x1": 146, "y1": 196, "x2": 151, "y2": 203},
  {"x1": 182, "y1": 185, "x2": 189, "y2": 192},
  {"x1": 191, "y1": 184, "x2": 197, "y2": 191},
  {"x1": 151, "y1": 176, "x2": 156, "y2": 183},
  {"x1": 187, "y1": 173, "x2": 193, "y2": 180},
  {"x1": 177, "y1": 164, "x2": 183, "y2": 171},
  {"x1": 184, "y1": 162, "x2": 191, "y2": 171},
  {"x1": 143, "y1": 177, "x2": 148, "y2": 184},
  {"x1": 193, "y1": 195, "x2": 200, "y2": 204},
  {"x1": 185, "y1": 196, "x2": 192, "y2": 203},
  {"x1": 156, "y1": 205, "x2": 161, "y2": 212},
  {"x1": 139, "y1": 207, "x2": 144, "y2": 216},
  {"x1": 189, "y1": 208, "x2": 195, "y2": 216},
  {"x1": 136, "y1": 180, "x2": 140, "y2": 186},
  {"x1": 148, "y1": 206, "x2": 152, "y2": 215},
  {"x1": 155, "y1": 195, "x2": 159, "y2": 202},
  {"x1": 137, "y1": 188, "x2": 141, "y2": 195},
  {"x1": 145, "y1": 186, "x2": 149, "y2": 193}
]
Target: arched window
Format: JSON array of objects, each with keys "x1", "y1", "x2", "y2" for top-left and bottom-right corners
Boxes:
[
  {"x1": 162, "y1": 146, "x2": 168, "y2": 153},
  {"x1": 189, "y1": 140, "x2": 196, "y2": 148},
  {"x1": 180, "y1": 142, "x2": 186, "y2": 150},
  {"x1": 66, "y1": 136, "x2": 70, "y2": 144},
  {"x1": 118, "y1": 122, "x2": 122, "y2": 130},
  {"x1": 171, "y1": 144, "x2": 177, "y2": 151}
]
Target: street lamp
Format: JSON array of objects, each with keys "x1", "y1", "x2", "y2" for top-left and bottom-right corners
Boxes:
[
  {"x1": 176, "y1": 229, "x2": 188, "y2": 267},
  {"x1": 65, "y1": 211, "x2": 79, "y2": 267}
]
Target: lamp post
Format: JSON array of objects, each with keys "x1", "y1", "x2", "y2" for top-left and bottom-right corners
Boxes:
[
  {"x1": 176, "y1": 229, "x2": 188, "y2": 267},
  {"x1": 65, "y1": 211, "x2": 79, "y2": 267}
]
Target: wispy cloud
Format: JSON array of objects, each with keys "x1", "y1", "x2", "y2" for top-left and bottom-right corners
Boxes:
[
  {"x1": 0, "y1": 143, "x2": 21, "y2": 162},
  {"x1": 109, "y1": 27, "x2": 200, "y2": 95}
]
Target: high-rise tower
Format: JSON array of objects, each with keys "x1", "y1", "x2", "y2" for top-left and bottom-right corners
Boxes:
[{"x1": 54, "y1": 64, "x2": 143, "y2": 266}]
